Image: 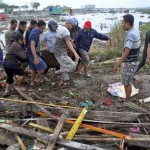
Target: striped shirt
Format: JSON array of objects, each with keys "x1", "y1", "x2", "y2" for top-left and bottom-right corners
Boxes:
[{"x1": 124, "y1": 28, "x2": 141, "y2": 62}]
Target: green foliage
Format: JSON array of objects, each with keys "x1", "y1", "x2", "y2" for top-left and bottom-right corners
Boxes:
[
  {"x1": 89, "y1": 48, "x2": 122, "y2": 61},
  {"x1": 109, "y1": 22, "x2": 125, "y2": 50}
]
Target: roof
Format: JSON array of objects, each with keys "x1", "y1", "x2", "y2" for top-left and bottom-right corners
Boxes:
[{"x1": 0, "y1": 13, "x2": 9, "y2": 19}]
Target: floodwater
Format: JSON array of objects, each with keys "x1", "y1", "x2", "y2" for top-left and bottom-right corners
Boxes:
[{"x1": 0, "y1": 12, "x2": 150, "y2": 44}]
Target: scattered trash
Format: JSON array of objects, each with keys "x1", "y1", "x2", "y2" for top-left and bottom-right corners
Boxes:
[
  {"x1": 128, "y1": 127, "x2": 141, "y2": 134},
  {"x1": 80, "y1": 101, "x2": 94, "y2": 107},
  {"x1": 139, "y1": 97, "x2": 150, "y2": 103},
  {"x1": 104, "y1": 98, "x2": 112, "y2": 106},
  {"x1": 107, "y1": 82, "x2": 139, "y2": 98}
]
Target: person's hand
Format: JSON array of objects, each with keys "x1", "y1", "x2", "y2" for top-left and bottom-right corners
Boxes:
[
  {"x1": 146, "y1": 58, "x2": 150, "y2": 64},
  {"x1": 112, "y1": 66, "x2": 119, "y2": 73},
  {"x1": 34, "y1": 57, "x2": 39, "y2": 65},
  {"x1": 74, "y1": 53, "x2": 80, "y2": 62}
]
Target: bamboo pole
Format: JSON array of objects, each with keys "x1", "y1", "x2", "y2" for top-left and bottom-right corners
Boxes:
[
  {"x1": 15, "y1": 134, "x2": 26, "y2": 150},
  {"x1": 0, "y1": 97, "x2": 77, "y2": 109}
]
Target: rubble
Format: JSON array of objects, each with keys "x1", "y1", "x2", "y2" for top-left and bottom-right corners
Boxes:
[{"x1": 0, "y1": 58, "x2": 150, "y2": 150}]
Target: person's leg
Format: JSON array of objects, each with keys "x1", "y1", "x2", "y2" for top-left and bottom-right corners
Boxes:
[
  {"x1": 3, "y1": 66, "x2": 14, "y2": 96},
  {"x1": 17, "y1": 75, "x2": 24, "y2": 88},
  {"x1": 55, "y1": 56, "x2": 75, "y2": 85},
  {"x1": 31, "y1": 70, "x2": 36, "y2": 84},
  {"x1": 75, "y1": 62, "x2": 84, "y2": 74},
  {"x1": 34, "y1": 56, "x2": 47, "y2": 82},
  {"x1": 124, "y1": 84, "x2": 132, "y2": 101},
  {"x1": 122, "y1": 62, "x2": 138, "y2": 102}
]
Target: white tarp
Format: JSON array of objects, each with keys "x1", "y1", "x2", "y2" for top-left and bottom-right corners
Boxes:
[{"x1": 107, "y1": 82, "x2": 139, "y2": 98}]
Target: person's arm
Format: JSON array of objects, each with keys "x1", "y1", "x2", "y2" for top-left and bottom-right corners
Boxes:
[
  {"x1": 112, "y1": 48, "x2": 131, "y2": 73},
  {"x1": 66, "y1": 40, "x2": 80, "y2": 62},
  {"x1": 41, "y1": 33, "x2": 48, "y2": 50},
  {"x1": 113, "y1": 33, "x2": 133, "y2": 73},
  {"x1": 146, "y1": 43, "x2": 150, "y2": 64},
  {"x1": 13, "y1": 44, "x2": 27, "y2": 60},
  {"x1": 94, "y1": 30, "x2": 109, "y2": 41},
  {"x1": 5, "y1": 31, "x2": 10, "y2": 48},
  {"x1": 30, "y1": 40, "x2": 39, "y2": 64}
]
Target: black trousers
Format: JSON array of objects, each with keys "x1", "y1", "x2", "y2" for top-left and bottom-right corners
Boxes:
[{"x1": 3, "y1": 61, "x2": 24, "y2": 85}]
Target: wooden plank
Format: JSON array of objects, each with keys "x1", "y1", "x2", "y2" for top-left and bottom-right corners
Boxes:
[
  {"x1": 46, "y1": 114, "x2": 67, "y2": 150},
  {"x1": 14, "y1": 89, "x2": 55, "y2": 119},
  {"x1": 15, "y1": 134, "x2": 27, "y2": 150},
  {"x1": 0, "y1": 123, "x2": 106, "y2": 150},
  {"x1": 0, "y1": 123, "x2": 51, "y2": 143},
  {"x1": 0, "y1": 97, "x2": 76, "y2": 109},
  {"x1": 29, "y1": 122, "x2": 54, "y2": 133},
  {"x1": 123, "y1": 102, "x2": 150, "y2": 115},
  {"x1": 57, "y1": 139, "x2": 106, "y2": 150},
  {"x1": 47, "y1": 107, "x2": 145, "y2": 122},
  {"x1": 0, "y1": 129, "x2": 17, "y2": 146}
]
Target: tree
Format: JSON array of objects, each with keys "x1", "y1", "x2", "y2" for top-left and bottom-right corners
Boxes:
[
  {"x1": 21, "y1": 5, "x2": 29, "y2": 11},
  {"x1": 0, "y1": 4, "x2": 19, "y2": 13},
  {"x1": 31, "y1": 2, "x2": 40, "y2": 10}
]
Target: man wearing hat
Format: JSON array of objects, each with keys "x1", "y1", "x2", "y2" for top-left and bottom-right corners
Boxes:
[
  {"x1": 54, "y1": 18, "x2": 80, "y2": 86},
  {"x1": 75, "y1": 21, "x2": 111, "y2": 78}
]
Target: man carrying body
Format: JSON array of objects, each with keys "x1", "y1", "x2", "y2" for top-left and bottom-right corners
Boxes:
[
  {"x1": 27, "y1": 20, "x2": 47, "y2": 85},
  {"x1": 41, "y1": 20, "x2": 60, "y2": 74},
  {"x1": 25, "y1": 20, "x2": 37, "y2": 48},
  {"x1": 75, "y1": 21, "x2": 111, "y2": 78},
  {"x1": 54, "y1": 19, "x2": 80, "y2": 86},
  {"x1": 112, "y1": 14, "x2": 141, "y2": 102}
]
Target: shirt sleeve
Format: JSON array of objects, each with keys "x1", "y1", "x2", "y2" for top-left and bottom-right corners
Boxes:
[
  {"x1": 30, "y1": 33, "x2": 39, "y2": 44},
  {"x1": 94, "y1": 30, "x2": 109, "y2": 41},
  {"x1": 42, "y1": 32, "x2": 47, "y2": 41},
  {"x1": 63, "y1": 28, "x2": 71, "y2": 41},
  {"x1": 125, "y1": 33, "x2": 134, "y2": 49}
]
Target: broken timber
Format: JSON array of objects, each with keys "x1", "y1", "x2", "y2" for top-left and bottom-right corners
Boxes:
[
  {"x1": 0, "y1": 123, "x2": 104, "y2": 150},
  {"x1": 46, "y1": 114, "x2": 67, "y2": 150}
]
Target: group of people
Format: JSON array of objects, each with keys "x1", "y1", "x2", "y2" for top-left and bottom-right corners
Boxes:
[
  {"x1": 0, "y1": 14, "x2": 150, "y2": 102},
  {"x1": 1, "y1": 17, "x2": 110, "y2": 97}
]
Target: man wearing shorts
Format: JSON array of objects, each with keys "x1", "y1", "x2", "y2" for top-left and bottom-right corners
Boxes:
[
  {"x1": 113, "y1": 14, "x2": 141, "y2": 102},
  {"x1": 75, "y1": 21, "x2": 111, "y2": 78},
  {"x1": 27, "y1": 20, "x2": 47, "y2": 85}
]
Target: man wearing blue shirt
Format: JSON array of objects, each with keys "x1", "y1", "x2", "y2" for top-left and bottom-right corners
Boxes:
[
  {"x1": 27, "y1": 20, "x2": 47, "y2": 85},
  {"x1": 75, "y1": 21, "x2": 111, "y2": 78}
]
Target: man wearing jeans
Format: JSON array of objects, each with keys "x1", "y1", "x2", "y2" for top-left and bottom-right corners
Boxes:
[
  {"x1": 27, "y1": 20, "x2": 47, "y2": 85},
  {"x1": 54, "y1": 19, "x2": 80, "y2": 86}
]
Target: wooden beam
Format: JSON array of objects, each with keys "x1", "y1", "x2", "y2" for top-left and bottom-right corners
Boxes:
[
  {"x1": 46, "y1": 107, "x2": 145, "y2": 122},
  {"x1": 46, "y1": 114, "x2": 67, "y2": 150},
  {"x1": 29, "y1": 122, "x2": 54, "y2": 133},
  {"x1": 15, "y1": 134, "x2": 27, "y2": 150},
  {"x1": 57, "y1": 139, "x2": 106, "y2": 150},
  {"x1": 0, "y1": 123, "x2": 104, "y2": 150}
]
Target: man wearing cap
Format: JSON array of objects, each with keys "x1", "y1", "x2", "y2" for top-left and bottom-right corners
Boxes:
[
  {"x1": 54, "y1": 18, "x2": 80, "y2": 86},
  {"x1": 75, "y1": 21, "x2": 111, "y2": 78}
]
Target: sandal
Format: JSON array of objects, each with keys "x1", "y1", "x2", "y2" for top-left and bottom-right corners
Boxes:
[
  {"x1": 34, "y1": 77, "x2": 44, "y2": 84},
  {"x1": 83, "y1": 73, "x2": 92, "y2": 78},
  {"x1": 58, "y1": 80, "x2": 70, "y2": 86}
]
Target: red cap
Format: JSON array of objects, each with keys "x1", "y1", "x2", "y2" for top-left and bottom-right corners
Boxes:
[{"x1": 84, "y1": 21, "x2": 92, "y2": 28}]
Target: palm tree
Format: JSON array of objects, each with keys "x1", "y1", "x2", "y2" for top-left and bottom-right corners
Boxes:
[{"x1": 31, "y1": 2, "x2": 40, "y2": 10}]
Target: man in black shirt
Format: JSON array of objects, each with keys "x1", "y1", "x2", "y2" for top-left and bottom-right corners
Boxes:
[
  {"x1": 25, "y1": 20, "x2": 37, "y2": 48},
  {"x1": 136, "y1": 30, "x2": 150, "y2": 72}
]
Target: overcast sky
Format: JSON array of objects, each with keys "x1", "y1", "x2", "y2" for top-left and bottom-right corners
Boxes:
[{"x1": 3, "y1": 0, "x2": 150, "y2": 9}]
